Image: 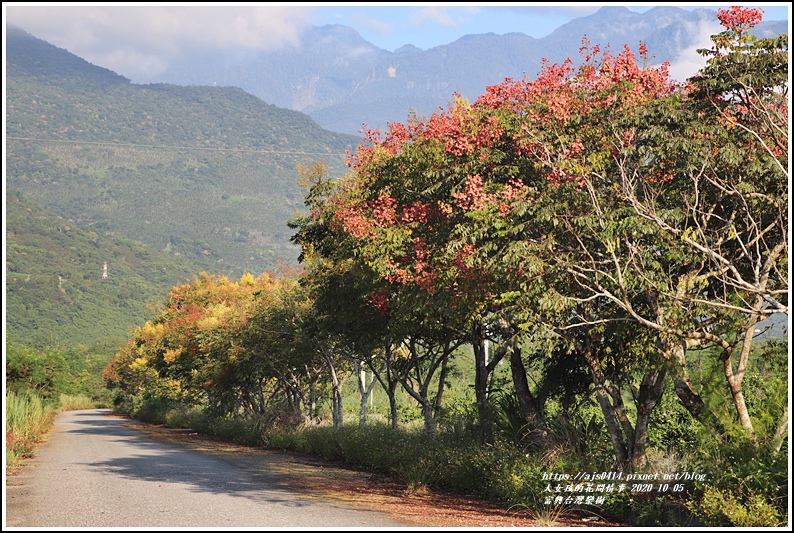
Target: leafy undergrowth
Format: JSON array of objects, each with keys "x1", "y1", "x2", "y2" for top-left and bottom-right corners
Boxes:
[{"x1": 126, "y1": 418, "x2": 623, "y2": 527}]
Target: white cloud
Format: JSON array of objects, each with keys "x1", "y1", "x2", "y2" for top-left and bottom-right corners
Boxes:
[
  {"x1": 5, "y1": 5, "x2": 314, "y2": 79},
  {"x1": 487, "y1": 5, "x2": 600, "y2": 18},
  {"x1": 663, "y1": 19, "x2": 723, "y2": 82},
  {"x1": 99, "y1": 48, "x2": 170, "y2": 79},
  {"x1": 410, "y1": 7, "x2": 467, "y2": 29}
]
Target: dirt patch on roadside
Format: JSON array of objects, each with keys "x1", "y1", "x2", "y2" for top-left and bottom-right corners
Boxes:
[{"x1": 126, "y1": 419, "x2": 623, "y2": 528}]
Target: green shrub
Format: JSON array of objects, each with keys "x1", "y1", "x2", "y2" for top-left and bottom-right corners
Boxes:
[
  {"x1": 683, "y1": 430, "x2": 788, "y2": 527},
  {"x1": 302, "y1": 425, "x2": 345, "y2": 461},
  {"x1": 647, "y1": 383, "x2": 701, "y2": 456},
  {"x1": 180, "y1": 407, "x2": 592, "y2": 517},
  {"x1": 185, "y1": 412, "x2": 266, "y2": 447},
  {"x1": 58, "y1": 394, "x2": 99, "y2": 411},
  {"x1": 263, "y1": 425, "x2": 307, "y2": 452},
  {"x1": 476, "y1": 445, "x2": 546, "y2": 504},
  {"x1": 181, "y1": 409, "x2": 214, "y2": 434},
  {"x1": 163, "y1": 406, "x2": 194, "y2": 429},
  {"x1": 691, "y1": 486, "x2": 783, "y2": 527},
  {"x1": 5, "y1": 343, "x2": 69, "y2": 401},
  {"x1": 335, "y1": 423, "x2": 424, "y2": 471},
  {"x1": 133, "y1": 395, "x2": 179, "y2": 424}
]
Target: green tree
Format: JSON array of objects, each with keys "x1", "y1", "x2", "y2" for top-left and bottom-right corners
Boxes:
[
  {"x1": 6, "y1": 342, "x2": 69, "y2": 400},
  {"x1": 624, "y1": 7, "x2": 788, "y2": 445}
]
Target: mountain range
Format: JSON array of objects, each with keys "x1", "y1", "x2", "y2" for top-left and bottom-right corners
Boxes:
[
  {"x1": 6, "y1": 24, "x2": 358, "y2": 276},
  {"x1": 128, "y1": 6, "x2": 789, "y2": 136}
]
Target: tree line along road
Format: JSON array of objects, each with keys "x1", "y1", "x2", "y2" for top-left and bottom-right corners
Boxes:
[{"x1": 5, "y1": 409, "x2": 412, "y2": 528}]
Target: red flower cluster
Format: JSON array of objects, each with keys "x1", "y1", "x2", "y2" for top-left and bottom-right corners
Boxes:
[
  {"x1": 368, "y1": 291, "x2": 391, "y2": 316},
  {"x1": 370, "y1": 193, "x2": 398, "y2": 225},
  {"x1": 717, "y1": 6, "x2": 763, "y2": 33},
  {"x1": 452, "y1": 174, "x2": 492, "y2": 211}
]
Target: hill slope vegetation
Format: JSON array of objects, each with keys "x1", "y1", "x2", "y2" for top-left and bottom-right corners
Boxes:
[
  {"x1": 5, "y1": 191, "x2": 204, "y2": 348},
  {"x1": 6, "y1": 25, "x2": 360, "y2": 279}
]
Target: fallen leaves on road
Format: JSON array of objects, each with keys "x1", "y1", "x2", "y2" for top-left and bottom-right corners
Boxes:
[{"x1": 127, "y1": 419, "x2": 623, "y2": 528}]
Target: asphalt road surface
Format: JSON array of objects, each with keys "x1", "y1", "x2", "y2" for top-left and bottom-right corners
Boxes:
[{"x1": 5, "y1": 409, "x2": 411, "y2": 528}]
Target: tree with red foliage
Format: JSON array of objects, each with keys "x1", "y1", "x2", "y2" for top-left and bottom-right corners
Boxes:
[
  {"x1": 291, "y1": 5, "x2": 786, "y2": 466},
  {"x1": 471, "y1": 5, "x2": 787, "y2": 458},
  {"x1": 621, "y1": 5, "x2": 788, "y2": 447}
]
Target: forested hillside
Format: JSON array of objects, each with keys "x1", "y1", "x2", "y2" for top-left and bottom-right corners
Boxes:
[
  {"x1": 6, "y1": 25, "x2": 360, "y2": 279},
  {"x1": 5, "y1": 191, "x2": 204, "y2": 348}
]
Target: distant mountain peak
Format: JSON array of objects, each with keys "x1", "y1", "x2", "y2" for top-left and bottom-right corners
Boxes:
[
  {"x1": 394, "y1": 44, "x2": 422, "y2": 54},
  {"x1": 593, "y1": 6, "x2": 635, "y2": 16},
  {"x1": 459, "y1": 32, "x2": 497, "y2": 41},
  {"x1": 313, "y1": 23, "x2": 377, "y2": 47}
]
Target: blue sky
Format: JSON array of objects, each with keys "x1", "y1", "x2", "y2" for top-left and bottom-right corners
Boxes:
[{"x1": 3, "y1": 3, "x2": 791, "y2": 81}]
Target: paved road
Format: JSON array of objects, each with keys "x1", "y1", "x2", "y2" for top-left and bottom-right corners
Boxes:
[{"x1": 5, "y1": 409, "x2": 411, "y2": 527}]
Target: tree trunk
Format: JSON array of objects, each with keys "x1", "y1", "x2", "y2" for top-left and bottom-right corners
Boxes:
[
  {"x1": 388, "y1": 381, "x2": 399, "y2": 429},
  {"x1": 471, "y1": 322, "x2": 493, "y2": 443},
  {"x1": 323, "y1": 354, "x2": 344, "y2": 428},
  {"x1": 661, "y1": 340, "x2": 725, "y2": 434},
  {"x1": 580, "y1": 341, "x2": 665, "y2": 472},
  {"x1": 590, "y1": 378, "x2": 630, "y2": 471},
  {"x1": 632, "y1": 368, "x2": 667, "y2": 470},
  {"x1": 356, "y1": 360, "x2": 378, "y2": 425},
  {"x1": 721, "y1": 319, "x2": 759, "y2": 444},
  {"x1": 306, "y1": 373, "x2": 319, "y2": 424},
  {"x1": 370, "y1": 362, "x2": 400, "y2": 429},
  {"x1": 399, "y1": 338, "x2": 451, "y2": 440},
  {"x1": 366, "y1": 342, "x2": 402, "y2": 429},
  {"x1": 421, "y1": 398, "x2": 437, "y2": 439},
  {"x1": 509, "y1": 343, "x2": 547, "y2": 433},
  {"x1": 433, "y1": 355, "x2": 450, "y2": 417},
  {"x1": 771, "y1": 405, "x2": 788, "y2": 455}
]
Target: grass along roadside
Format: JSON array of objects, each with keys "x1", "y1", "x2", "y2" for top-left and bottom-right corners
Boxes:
[{"x1": 5, "y1": 392, "x2": 105, "y2": 475}]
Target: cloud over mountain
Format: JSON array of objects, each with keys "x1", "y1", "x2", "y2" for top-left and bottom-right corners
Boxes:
[{"x1": 5, "y1": 6, "x2": 314, "y2": 78}]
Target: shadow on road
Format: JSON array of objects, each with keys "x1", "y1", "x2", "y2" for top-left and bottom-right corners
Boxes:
[{"x1": 64, "y1": 410, "x2": 337, "y2": 509}]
